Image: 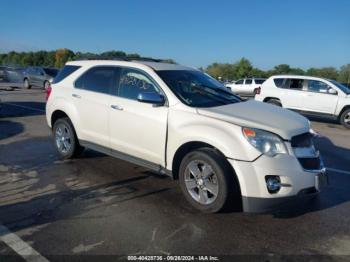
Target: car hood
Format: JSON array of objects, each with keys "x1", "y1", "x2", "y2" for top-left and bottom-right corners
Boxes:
[{"x1": 197, "y1": 100, "x2": 310, "y2": 139}]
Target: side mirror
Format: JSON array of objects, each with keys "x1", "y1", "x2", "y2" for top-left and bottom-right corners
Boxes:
[
  {"x1": 328, "y1": 88, "x2": 338, "y2": 95},
  {"x1": 137, "y1": 92, "x2": 165, "y2": 106}
]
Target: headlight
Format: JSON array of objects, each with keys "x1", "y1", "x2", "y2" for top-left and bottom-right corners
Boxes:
[{"x1": 242, "y1": 127, "x2": 287, "y2": 157}]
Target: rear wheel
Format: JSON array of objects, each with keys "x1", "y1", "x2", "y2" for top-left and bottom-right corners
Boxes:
[
  {"x1": 179, "y1": 148, "x2": 241, "y2": 213},
  {"x1": 266, "y1": 98, "x2": 282, "y2": 107},
  {"x1": 340, "y1": 108, "x2": 350, "y2": 129},
  {"x1": 24, "y1": 78, "x2": 31, "y2": 89},
  {"x1": 53, "y1": 117, "x2": 84, "y2": 159}
]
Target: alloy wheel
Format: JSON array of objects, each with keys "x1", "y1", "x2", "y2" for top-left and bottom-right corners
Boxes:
[
  {"x1": 55, "y1": 123, "x2": 72, "y2": 154},
  {"x1": 184, "y1": 160, "x2": 219, "y2": 205}
]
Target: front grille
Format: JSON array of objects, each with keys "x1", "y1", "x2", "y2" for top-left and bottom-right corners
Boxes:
[
  {"x1": 298, "y1": 157, "x2": 321, "y2": 170},
  {"x1": 291, "y1": 132, "x2": 313, "y2": 147}
]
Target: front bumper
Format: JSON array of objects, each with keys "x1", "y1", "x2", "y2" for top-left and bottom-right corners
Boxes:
[{"x1": 228, "y1": 154, "x2": 328, "y2": 213}]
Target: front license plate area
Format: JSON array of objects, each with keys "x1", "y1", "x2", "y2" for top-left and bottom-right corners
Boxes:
[{"x1": 315, "y1": 172, "x2": 328, "y2": 191}]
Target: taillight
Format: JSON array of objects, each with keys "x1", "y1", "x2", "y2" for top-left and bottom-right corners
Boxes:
[
  {"x1": 254, "y1": 86, "x2": 261, "y2": 95},
  {"x1": 46, "y1": 85, "x2": 52, "y2": 101}
]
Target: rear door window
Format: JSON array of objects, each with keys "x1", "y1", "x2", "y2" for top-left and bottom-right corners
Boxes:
[
  {"x1": 285, "y1": 79, "x2": 304, "y2": 90},
  {"x1": 75, "y1": 66, "x2": 118, "y2": 94}
]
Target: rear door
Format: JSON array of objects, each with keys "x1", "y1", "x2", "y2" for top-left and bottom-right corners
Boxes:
[
  {"x1": 279, "y1": 78, "x2": 304, "y2": 110},
  {"x1": 302, "y1": 79, "x2": 339, "y2": 114},
  {"x1": 72, "y1": 66, "x2": 117, "y2": 147},
  {"x1": 109, "y1": 67, "x2": 168, "y2": 165}
]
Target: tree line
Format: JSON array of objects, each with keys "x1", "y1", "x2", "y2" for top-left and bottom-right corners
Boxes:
[
  {"x1": 0, "y1": 49, "x2": 349, "y2": 84},
  {"x1": 0, "y1": 48, "x2": 174, "y2": 69}
]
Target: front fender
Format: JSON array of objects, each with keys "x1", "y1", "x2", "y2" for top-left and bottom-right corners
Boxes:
[{"x1": 166, "y1": 109, "x2": 261, "y2": 170}]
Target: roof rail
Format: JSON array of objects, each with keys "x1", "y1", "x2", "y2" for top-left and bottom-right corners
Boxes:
[
  {"x1": 72, "y1": 56, "x2": 168, "y2": 63},
  {"x1": 72, "y1": 56, "x2": 129, "y2": 61}
]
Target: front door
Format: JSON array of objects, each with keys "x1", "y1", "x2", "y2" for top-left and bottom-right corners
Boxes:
[
  {"x1": 302, "y1": 79, "x2": 339, "y2": 114},
  {"x1": 109, "y1": 67, "x2": 168, "y2": 165}
]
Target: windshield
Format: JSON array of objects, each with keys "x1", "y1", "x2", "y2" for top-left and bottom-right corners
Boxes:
[
  {"x1": 330, "y1": 80, "x2": 350, "y2": 95},
  {"x1": 44, "y1": 68, "x2": 59, "y2": 77},
  {"x1": 156, "y1": 70, "x2": 241, "y2": 107}
]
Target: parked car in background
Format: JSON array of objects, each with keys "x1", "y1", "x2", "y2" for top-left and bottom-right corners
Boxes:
[
  {"x1": 23, "y1": 67, "x2": 59, "y2": 89},
  {"x1": 225, "y1": 78, "x2": 266, "y2": 96},
  {"x1": 0, "y1": 66, "x2": 25, "y2": 88},
  {"x1": 46, "y1": 59, "x2": 327, "y2": 213},
  {"x1": 255, "y1": 75, "x2": 350, "y2": 128}
]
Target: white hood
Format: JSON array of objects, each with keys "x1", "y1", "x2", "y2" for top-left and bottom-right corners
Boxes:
[{"x1": 197, "y1": 100, "x2": 310, "y2": 139}]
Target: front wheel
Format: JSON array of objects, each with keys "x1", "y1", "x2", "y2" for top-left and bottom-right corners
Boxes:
[
  {"x1": 179, "y1": 148, "x2": 241, "y2": 213},
  {"x1": 340, "y1": 108, "x2": 350, "y2": 129},
  {"x1": 53, "y1": 117, "x2": 84, "y2": 159}
]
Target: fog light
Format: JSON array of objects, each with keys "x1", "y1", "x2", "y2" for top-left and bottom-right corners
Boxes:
[{"x1": 265, "y1": 176, "x2": 281, "y2": 193}]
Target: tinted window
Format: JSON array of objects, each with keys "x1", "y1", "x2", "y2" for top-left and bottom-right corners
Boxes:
[
  {"x1": 274, "y1": 78, "x2": 284, "y2": 87},
  {"x1": 53, "y1": 65, "x2": 81, "y2": 84},
  {"x1": 157, "y1": 70, "x2": 241, "y2": 108},
  {"x1": 245, "y1": 79, "x2": 252, "y2": 85},
  {"x1": 235, "y1": 79, "x2": 244, "y2": 85},
  {"x1": 75, "y1": 66, "x2": 116, "y2": 94},
  {"x1": 43, "y1": 68, "x2": 59, "y2": 77},
  {"x1": 255, "y1": 79, "x2": 265, "y2": 84},
  {"x1": 117, "y1": 68, "x2": 160, "y2": 100},
  {"x1": 286, "y1": 79, "x2": 304, "y2": 90},
  {"x1": 307, "y1": 80, "x2": 330, "y2": 93}
]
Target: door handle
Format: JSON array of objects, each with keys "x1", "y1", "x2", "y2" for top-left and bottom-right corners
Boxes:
[
  {"x1": 72, "y1": 94, "x2": 81, "y2": 99},
  {"x1": 111, "y1": 104, "x2": 123, "y2": 111}
]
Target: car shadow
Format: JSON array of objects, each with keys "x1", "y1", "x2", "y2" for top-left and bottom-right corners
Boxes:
[
  {"x1": 272, "y1": 136, "x2": 350, "y2": 218},
  {"x1": 0, "y1": 137, "x2": 173, "y2": 233},
  {"x1": 0, "y1": 120, "x2": 24, "y2": 140},
  {"x1": 0, "y1": 101, "x2": 45, "y2": 118}
]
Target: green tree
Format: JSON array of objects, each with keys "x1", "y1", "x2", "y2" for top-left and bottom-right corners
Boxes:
[
  {"x1": 337, "y1": 64, "x2": 350, "y2": 84},
  {"x1": 55, "y1": 48, "x2": 74, "y2": 68},
  {"x1": 306, "y1": 67, "x2": 338, "y2": 80}
]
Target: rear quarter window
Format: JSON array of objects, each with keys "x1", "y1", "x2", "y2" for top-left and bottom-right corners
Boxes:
[
  {"x1": 273, "y1": 78, "x2": 285, "y2": 88},
  {"x1": 53, "y1": 65, "x2": 81, "y2": 84}
]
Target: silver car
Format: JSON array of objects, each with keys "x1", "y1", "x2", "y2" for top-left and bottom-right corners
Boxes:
[{"x1": 23, "y1": 67, "x2": 59, "y2": 90}]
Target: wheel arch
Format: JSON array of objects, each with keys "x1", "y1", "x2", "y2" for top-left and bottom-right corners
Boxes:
[
  {"x1": 338, "y1": 105, "x2": 350, "y2": 120},
  {"x1": 263, "y1": 97, "x2": 281, "y2": 103}
]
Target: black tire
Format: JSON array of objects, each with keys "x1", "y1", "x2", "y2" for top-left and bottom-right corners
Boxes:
[
  {"x1": 44, "y1": 80, "x2": 50, "y2": 90},
  {"x1": 23, "y1": 78, "x2": 31, "y2": 89},
  {"x1": 179, "y1": 148, "x2": 241, "y2": 213},
  {"x1": 340, "y1": 108, "x2": 350, "y2": 129},
  {"x1": 266, "y1": 98, "x2": 282, "y2": 107},
  {"x1": 52, "y1": 117, "x2": 84, "y2": 159}
]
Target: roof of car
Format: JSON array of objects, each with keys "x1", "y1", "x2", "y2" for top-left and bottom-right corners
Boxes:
[
  {"x1": 66, "y1": 60, "x2": 196, "y2": 71},
  {"x1": 271, "y1": 74, "x2": 327, "y2": 81}
]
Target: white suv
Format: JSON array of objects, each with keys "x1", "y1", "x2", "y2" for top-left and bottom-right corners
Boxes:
[
  {"x1": 225, "y1": 78, "x2": 266, "y2": 96},
  {"x1": 46, "y1": 60, "x2": 327, "y2": 213},
  {"x1": 255, "y1": 75, "x2": 350, "y2": 128}
]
